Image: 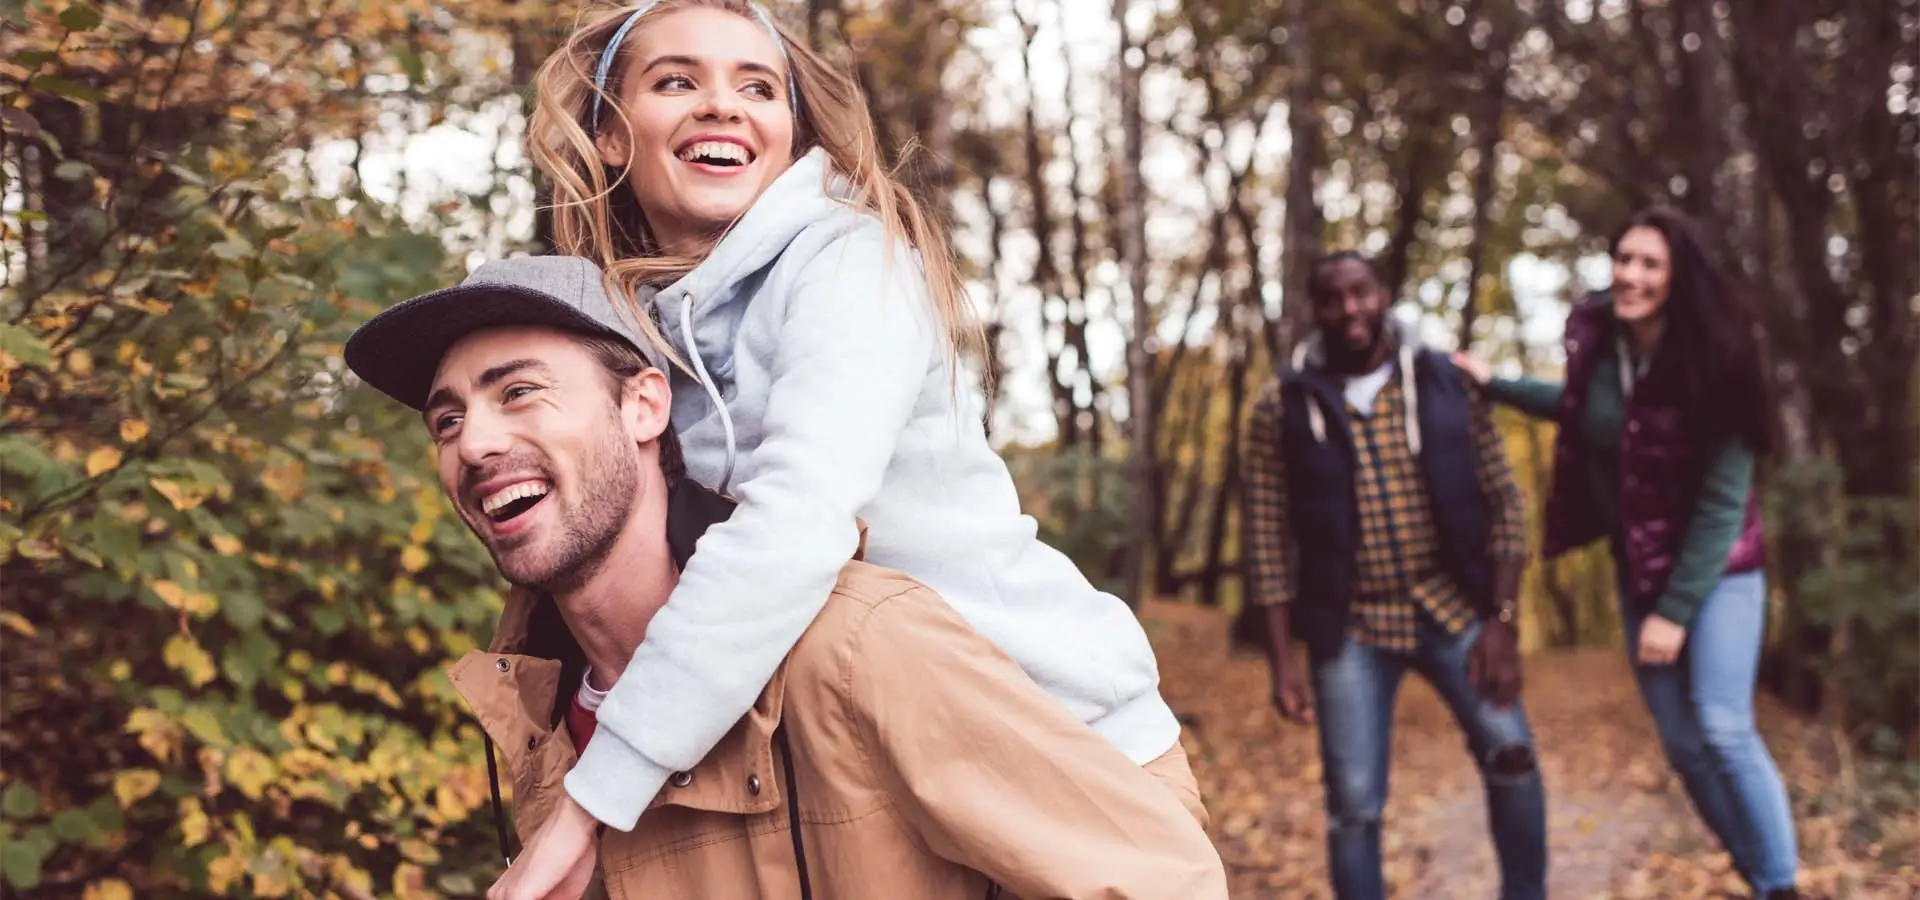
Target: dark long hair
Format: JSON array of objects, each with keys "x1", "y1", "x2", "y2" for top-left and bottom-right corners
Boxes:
[{"x1": 1615, "y1": 208, "x2": 1774, "y2": 456}]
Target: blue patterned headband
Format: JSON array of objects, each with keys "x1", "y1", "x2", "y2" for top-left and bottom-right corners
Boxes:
[{"x1": 589, "y1": 1, "x2": 800, "y2": 133}]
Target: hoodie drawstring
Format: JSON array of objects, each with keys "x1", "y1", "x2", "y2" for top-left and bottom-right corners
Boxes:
[
  {"x1": 680, "y1": 291, "x2": 739, "y2": 493},
  {"x1": 1398, "y1": 342, "x2": 1422, "y2": 456}
]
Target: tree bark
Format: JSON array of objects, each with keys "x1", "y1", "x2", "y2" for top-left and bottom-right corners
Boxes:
[
  {"x1": 1114, "y1": 0, "x2": 1156, "y2": 608},
  {"x1": 1277, "y1": 0, "x2": 1322, "y2": 357}
]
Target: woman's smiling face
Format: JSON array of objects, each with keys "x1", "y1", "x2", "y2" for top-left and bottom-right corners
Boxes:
[{"x1": 595, "y1": 7, "x2": 797, "y2": 253}]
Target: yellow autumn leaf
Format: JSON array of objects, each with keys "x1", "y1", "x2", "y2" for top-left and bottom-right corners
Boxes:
[
  {"x1": 207, "y1": 850, "x2": 246, "y2": 893},
  {"x1": 112, "y1": 769, "x2": 161, "y2": 808},
  {"x1": 0, "y1": 610, "x2": 37, "y2": 637},
  {"x1": 85, "y1": 446, "x2": 123, "y2": 477},
  {"x1": 400, "y1": 545, "x2": 430, "y2": 573},
  {"x1": 126, "y1": 708, "x2": 181, "y2": 764},
  {"x1": 261, "y1": 461, "x2": 306, "y2": 502},
  {"x1": 162, "y1": 634, "x2": 217, "y2": 687},
  {"x1": 150, "y1": 477, "x2": 207, "y2": 511},
  {"x1": 119, "y1": 418, "x2": 149, "y2": 442},
  {"x1": 82, "y1": 879, "x2": 132, "y2": 900},
  {"x1": 210, "y1": 533, "x2": 243, "y2": 556},
  {"x1": 225, "y1": 747, "x2": 279, "y2": 801},
  {"x1": 152, "y1": 580, "x2": 187, "y2": 609},
  {"x1": 66, "y1": 348, "x2": 94, "y2": 376}
]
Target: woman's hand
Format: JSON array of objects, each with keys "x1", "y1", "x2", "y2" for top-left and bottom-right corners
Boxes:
[
  {"x1": 1451, "y1": 351, "x2": 1493, "y2": 386},
  {"x1": 1635, "y1": 614, "x2": 1688, "y2": 667}
]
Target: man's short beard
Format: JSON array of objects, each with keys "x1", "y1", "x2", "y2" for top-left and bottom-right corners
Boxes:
[
  {"x1": 491, "y1": 410, "x2": 641, "y2": 596},
  {"x1": 1326, "y1": 313, "x2": 1390, "y2": 372}
]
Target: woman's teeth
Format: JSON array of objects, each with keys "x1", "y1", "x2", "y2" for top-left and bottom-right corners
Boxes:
[{"x1": 677, "y1": 141, "x2": 752, "y2": 165}]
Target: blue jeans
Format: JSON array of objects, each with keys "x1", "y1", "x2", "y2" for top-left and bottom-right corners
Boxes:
[
  {"x1": 1622, "y1": 570, "x2": 1798, "y2": 893},
  {"x1": 1311, "y1": 615, "x2": 1548, "y2": 900}
]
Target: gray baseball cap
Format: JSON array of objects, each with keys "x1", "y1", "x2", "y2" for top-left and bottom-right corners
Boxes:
[{"x1": 344, "y1": 255, "x2": 659, "y2": 411}]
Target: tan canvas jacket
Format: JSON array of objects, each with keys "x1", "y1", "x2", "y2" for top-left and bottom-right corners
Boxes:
[{"x1": 449, "y1": 556, "x2": 1226, "y2": 899}]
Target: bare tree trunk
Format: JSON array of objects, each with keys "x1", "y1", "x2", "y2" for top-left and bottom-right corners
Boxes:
[
  {"x1": 1277, "y1": 0, "x2": 1322, "y2": 357},
  {"x1": 1011, "y1": 5, "x2": 1081, "y2": 449},
  {"x1": 980, "y1": 175, "x2": 1011, "y2": 440},
  {"x1": 1114, "y1": 0, "x2": 1156, "y2": 608},
  {"x1": 1458, "y1": 36, "x2": 1510, "y2": 347},
  {"x1": 1056, "y1": 0, "x2": 1106, "y2": 453},
  {"x1": 1199, "y1": 348, "x2": 1251, "y2": 607}
]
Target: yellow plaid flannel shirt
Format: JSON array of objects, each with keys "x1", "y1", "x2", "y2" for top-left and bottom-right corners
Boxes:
[{"x1": 1242, "y1": 366, "x2": 1527, "y2": 653}]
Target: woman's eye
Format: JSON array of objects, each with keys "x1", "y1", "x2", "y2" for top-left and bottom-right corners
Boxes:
[
  {"x1": 655, "y1": 74, "x2": 694, "y2": 91},
  {"x1": 744, "y1": 80, "x2": 775, "y2": 100},
  {"x1": 504, "y1": 385, "x2": 539, "y2": 402}
]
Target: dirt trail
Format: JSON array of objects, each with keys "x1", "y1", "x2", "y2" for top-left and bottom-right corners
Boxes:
[{"x1": 1138, "y1": 601, "x2": 1915, "y2": 899}]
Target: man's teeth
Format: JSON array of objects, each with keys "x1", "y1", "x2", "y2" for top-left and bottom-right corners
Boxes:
[
  {"x1": 677, "y1": 141, "x2": 751, "y2": 164},
  {"x1": 481, "y1": 482, "x2": 550, "y2": 514}
]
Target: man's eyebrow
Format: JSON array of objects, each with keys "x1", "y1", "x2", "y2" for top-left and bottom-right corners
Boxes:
[
  {"x1": 639, "y1": 54, "x2": 782, "y2": 80},
  {"x1": 420, "y1": 359, "x2": 549, "y2": 423}
]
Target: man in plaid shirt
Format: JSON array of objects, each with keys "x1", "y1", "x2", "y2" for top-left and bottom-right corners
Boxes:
[{"x1": 1244, "y1": 251, "x2": 1547, "y2": 900}]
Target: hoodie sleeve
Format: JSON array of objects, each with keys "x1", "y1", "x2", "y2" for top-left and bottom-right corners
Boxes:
[{"x1": 564, "y1": 222, "x2": 938, "y2": 830}]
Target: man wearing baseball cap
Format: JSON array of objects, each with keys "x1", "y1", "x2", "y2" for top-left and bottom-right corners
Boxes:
[{"x1": 344, "y1": 256, "x2": 1226, "y2": 900}]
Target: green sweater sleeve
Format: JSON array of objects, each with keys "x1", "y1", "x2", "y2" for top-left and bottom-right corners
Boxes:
[
  {"x1": 1485, "y1": 376, "x2": 1564, "y2": 420},
  {"x1": 1654, "y1": 443, "x2": 1756, "y2": 626}
]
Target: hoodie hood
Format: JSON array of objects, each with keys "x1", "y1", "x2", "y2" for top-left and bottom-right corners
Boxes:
[
  {"x1": 1288, "y1": 314, "x2": 1427, "y2": 455},
  {"x1": 640, "y1": 147, "x2": 861, "y2": 491},
  {"x1": 1289, "y1": 312, "x2": 1423, "y2": 372}
]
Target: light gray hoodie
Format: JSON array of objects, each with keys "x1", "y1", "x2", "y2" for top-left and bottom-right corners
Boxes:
[{"x1": 567, "y1": 148, "x2": 1180, "y2": 830}]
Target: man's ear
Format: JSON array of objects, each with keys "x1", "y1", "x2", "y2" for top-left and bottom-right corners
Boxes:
[{"x1": 618, "y1": 367, "x2": 672, "y2": 446}]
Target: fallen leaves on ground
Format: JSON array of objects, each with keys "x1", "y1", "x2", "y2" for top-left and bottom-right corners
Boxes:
[{"x1": 1140, "y1": 601, "x2": 1920, "y2": 899}]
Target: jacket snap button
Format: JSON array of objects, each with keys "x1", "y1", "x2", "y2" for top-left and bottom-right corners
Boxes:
[
  {"x1": 670, "y1": 771, "x2": 694, "y2": 788},
  {"x1": 495, "y1": 659, "x2": 510, "y2": 672},
  {"x1": 747, "y1": 774, "x2": 761, "y2": 796}
]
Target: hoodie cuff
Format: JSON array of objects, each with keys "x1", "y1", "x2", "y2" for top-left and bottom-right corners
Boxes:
[{"x1": 565, "y1": 728, "x2": 672, "y2": 832}]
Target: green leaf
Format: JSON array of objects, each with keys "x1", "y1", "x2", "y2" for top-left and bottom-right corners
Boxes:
[
  {"x1": 0, "y1": 837, "x2": 43, "y2": 890},
  {"x1": 57, "y1": 3, "x2": 102, "y2": 31},
  {"x1": 396, "y1": 46, "x2": 426, "y2": 85},
  {"x1": 7, "y1": 50, "x2": 54, "y2": 70},
  {"x1": 0, "y1": 325, "x2": 52, "y2": 369},
  {"x1": 31, "y1": 76, "x2": 103, "y2": 103},
  {"x1": 53, "y1": 160, "x2": 90, "y2": 182},
  {"x1": 1, "y1": 784, "x2": 38, "y2": 820},
  {"x1": 179, "y1": 707, "x2": 226, "y2": 747},
  {"x1": 209, "y1": 240, "x2": 252, "y2": 261},
  {"x1": 48, "y1": 808, "x2": 94, "y2": 844}
]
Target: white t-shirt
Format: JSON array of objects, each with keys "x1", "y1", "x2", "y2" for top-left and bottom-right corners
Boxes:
[{"x1": 1343, "y1": 361, "x2": 1395, "y2": 418}]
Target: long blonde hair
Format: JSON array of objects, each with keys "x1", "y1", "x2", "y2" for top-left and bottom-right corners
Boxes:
[{"x1": 528, "y1": 0, "x2": 980, "y2": 371}]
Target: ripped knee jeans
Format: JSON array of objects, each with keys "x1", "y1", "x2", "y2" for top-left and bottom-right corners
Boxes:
[{"x1": 1310, "y1": 615, "x2": 1549, "y2": 900}]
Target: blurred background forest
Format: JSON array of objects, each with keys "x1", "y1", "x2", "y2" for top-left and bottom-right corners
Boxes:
[{"x1": 1, "y1": 0, "x2": 1915, "y2": 896}]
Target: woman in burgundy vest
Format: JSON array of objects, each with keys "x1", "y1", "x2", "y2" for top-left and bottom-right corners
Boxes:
[{"x1": 1456, "y1": 208, "x2": 1799, "y2": 899}]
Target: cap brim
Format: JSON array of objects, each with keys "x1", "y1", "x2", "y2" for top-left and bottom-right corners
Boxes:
[{"x1": 343, "y1": 283, "x2": 626, "y2": 411}]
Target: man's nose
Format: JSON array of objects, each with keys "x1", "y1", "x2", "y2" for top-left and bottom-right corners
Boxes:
[{"x1": 454, "y1": 408, "x2": 512, "y2": 468}]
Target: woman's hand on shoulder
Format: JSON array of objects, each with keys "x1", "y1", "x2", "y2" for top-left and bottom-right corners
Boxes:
[{"x1": 1451, "y1": 351, "x2": 1493, "y2": 387}]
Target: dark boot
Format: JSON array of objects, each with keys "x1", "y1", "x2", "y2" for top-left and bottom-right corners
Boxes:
[{"x1": 1759, "y1": 890, "x2": 1799, "y2": 900}]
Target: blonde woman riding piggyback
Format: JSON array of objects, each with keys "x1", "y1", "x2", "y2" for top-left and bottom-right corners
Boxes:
[{"x1": 489, "y1": 2, "x2": 1203, "y2": 895}]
